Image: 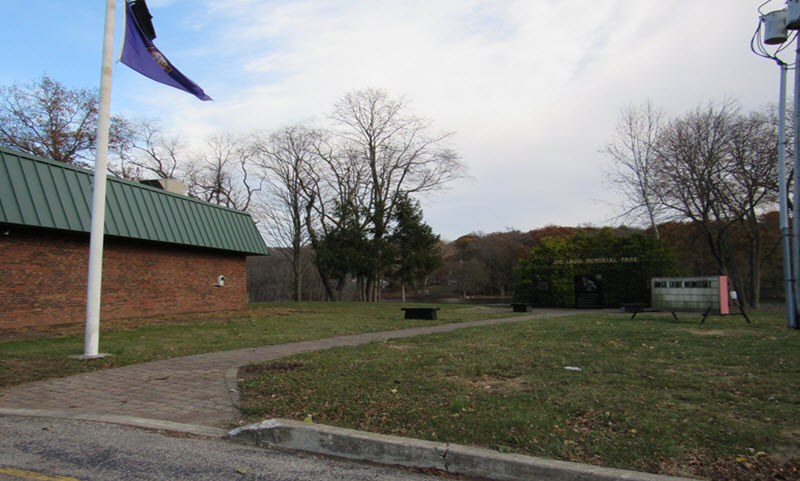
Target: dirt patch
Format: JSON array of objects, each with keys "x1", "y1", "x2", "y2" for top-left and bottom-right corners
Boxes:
[
  {"x1": 683, "y1": 329, "x2": 728, "y2": 336},
  {"x1": 463, "y1": 376, "x2": 530, "y2": 394},
  {"x1": 240, "y1": 362, "x2": 306, "y2": 376}
]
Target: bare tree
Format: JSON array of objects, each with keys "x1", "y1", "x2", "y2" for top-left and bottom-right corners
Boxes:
[
  {"x1": 724, "y1": 108, "x2": 780, "y2": 308},
  {"x1": 253, "y1": 125, "x2": 319, "y2": 301},
  {"x1": 125, "y1": 120, "x2": 189, "y2": 181},
  {"x1": 295, "y1": 128, "x2": 371, "y2": 301},
  {"x1": 602, "y1": 101, "x2": 666, "y2": 237},
  {"x1": 651, "y1": 100, "x2": 779, "y2": 308},
  {"x1": 187, "y1": 133, "x2": 262, "y2": 211},
  {"x1": 106, "y1": 115, "x2": 143, "y2": 180},
  {"x1": 329, "y1": 88, "x2": 466, "y2": 301},
  {"x1": 605, "y1": 99, "x2": 782, "y2": 308}
]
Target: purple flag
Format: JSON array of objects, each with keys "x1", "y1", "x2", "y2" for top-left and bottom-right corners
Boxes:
[{"x1": 120, "y1": 0, "x2": 212, "y2": 101}]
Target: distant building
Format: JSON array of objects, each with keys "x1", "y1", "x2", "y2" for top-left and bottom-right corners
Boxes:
[{"x1": 0, "y1": 147, "x2": 269, "y2": 330}]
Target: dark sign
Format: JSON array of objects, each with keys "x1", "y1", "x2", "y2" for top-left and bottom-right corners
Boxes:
[{"x1": 575, "y1": 274, "x2": 603, "y2": 309}]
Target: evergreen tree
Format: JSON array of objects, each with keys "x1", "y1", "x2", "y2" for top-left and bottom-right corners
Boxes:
[{"x1": 387, "y1": 195, "x2": 442, "y2": 302}]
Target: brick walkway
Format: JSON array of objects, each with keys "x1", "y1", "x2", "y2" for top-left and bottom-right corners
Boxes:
[{"x1": 0, "y1": 310, "x2": 575, "y2": 428}]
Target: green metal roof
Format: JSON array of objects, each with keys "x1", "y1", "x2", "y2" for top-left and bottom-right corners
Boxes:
[{"x1": 0, "y1": 147, "x2": 269, "y2": 255}]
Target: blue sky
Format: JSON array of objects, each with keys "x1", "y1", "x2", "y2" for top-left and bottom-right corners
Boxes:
[{"x1": 0, "y1": 1, "x2": 785, "y2": 240}]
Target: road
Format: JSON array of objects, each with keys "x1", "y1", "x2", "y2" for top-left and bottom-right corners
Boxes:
[{"x1": 0, "y1": 416, "x2": 443, "y2": 481}]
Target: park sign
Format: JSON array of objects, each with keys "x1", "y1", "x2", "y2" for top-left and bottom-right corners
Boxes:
[
  {"x1": 651, "y1": 276, "x2": 730, "y2": 315},
  {"x1": 553, "y1": 256, "x2": 640, "y2": 265}
]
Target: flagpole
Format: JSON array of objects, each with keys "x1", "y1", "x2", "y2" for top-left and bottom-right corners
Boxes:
[{"x1": 82, "y1": 0, "x2": 117, "y2": 357}]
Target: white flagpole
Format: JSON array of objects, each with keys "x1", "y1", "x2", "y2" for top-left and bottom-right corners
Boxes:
[{"x1": 82, "y1": 0, "x2": 117, "y2": 357}]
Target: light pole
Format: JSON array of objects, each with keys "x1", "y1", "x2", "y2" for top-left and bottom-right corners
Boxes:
[{"x1": 753, "y1": 3, "x2": 798, "y2": 329}]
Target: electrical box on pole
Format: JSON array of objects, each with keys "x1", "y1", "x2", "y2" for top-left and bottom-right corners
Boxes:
[{"x1": 765, "y1": 9, "x2": 789, "y2": 44}]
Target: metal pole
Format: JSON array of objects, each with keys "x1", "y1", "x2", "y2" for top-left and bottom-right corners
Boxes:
[
  {"x1": 777, "y1": 62, "x2": 797, "y2": 329},
  {"x1": 793, "y1": 39, "x2": 800, "y2": 330},
  {"x1": 83, "y1": 0, "x2": 116, "y2": 356}
]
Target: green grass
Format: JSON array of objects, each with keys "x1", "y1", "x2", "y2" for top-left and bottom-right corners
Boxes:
[
  {"x1": 0, "y1": 302, "x2": 514, "y2": 388},
  {"x1": 238, "y1": 310, "x2": 800, "y2": 478}
]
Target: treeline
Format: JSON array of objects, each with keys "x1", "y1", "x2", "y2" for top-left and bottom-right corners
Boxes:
[
  {"x1": 250, "y1": 212, "x2": 783, "y2": 306},
  {"x1": 436, "y1": 214, "x2": 781, "y2": 306}
]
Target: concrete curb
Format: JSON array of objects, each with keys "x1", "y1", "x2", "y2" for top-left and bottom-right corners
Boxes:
[
  {"x1": 229, "y1": 419, "x2": 695, "y2": 481},
  {"x1": 0, "y1": 408, "x2": 228, "y2": 438}
]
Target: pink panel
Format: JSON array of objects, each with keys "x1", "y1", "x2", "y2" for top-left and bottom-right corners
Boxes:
[{"x1": 718, "y1": 276, "x2": 729, "y2": 314}]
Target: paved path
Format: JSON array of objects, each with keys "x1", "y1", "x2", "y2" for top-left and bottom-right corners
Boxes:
[{"x1": 0, "y1": 310, "x2": 578, "y2": 429}]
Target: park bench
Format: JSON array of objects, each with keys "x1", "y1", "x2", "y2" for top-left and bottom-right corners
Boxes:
[
  {"x1": 623, "y1": 303, "x2": 678, "y2": 320},
  {"x1": 401, "y1": 307, "x2": 440, "y2": 320},
  {"x1": 511, "y1": 303, "x2": 534, "y2": 312},
  {"x1": 621, "y1": 303, "x2": 650, "y2": 318}
]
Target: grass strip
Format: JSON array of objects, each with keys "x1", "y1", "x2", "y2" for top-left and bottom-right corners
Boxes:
[
  {"x1": 0, "y1": 302, "x2": 514, "y2": 388},
  {"x1": 238, "y1": 310, "x2": 800, "y2": 479}
]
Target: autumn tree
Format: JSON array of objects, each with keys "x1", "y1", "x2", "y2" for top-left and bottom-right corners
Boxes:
[
  {"x1": 438, "y1": 233, "x2": 497, "y2": 297},
  {"x1": 455, "y1": 258, "x2": 491, "y2": 298},
  {"x1": 478, "y1": 231, "x2": 527, "y2": 296},
  {"x1": 0, "y1": 75, "x2": 132, "y2": 167}
]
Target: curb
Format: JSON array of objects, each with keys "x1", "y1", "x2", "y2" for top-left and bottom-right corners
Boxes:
[
  {"x1": 229, "y1": 419, "x2": 695, "y2": 481},
  {"x1": 0, "y1": 408, "x2": 228, "y2": 438}
]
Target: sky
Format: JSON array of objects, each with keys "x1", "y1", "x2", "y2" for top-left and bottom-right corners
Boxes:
[{"x1": 0, "y1": 1, "x2": 788, "y2": 240}]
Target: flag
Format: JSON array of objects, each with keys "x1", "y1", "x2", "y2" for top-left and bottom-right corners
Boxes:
[
  {"x1": 130, "y1": 0, "x2": 156, "y2": 41},
  {"x1": 120, "y1": 0, "x2": 212, "y2": 101}
]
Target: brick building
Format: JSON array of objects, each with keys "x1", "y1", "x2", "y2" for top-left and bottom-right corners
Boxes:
[{"x1": 0, "y1": 147, "x2": 269, "y2": 330}]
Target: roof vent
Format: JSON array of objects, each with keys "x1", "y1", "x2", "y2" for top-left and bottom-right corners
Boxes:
[{"x1": 141, "y1": 179, "x2": 187, "y2": 195}]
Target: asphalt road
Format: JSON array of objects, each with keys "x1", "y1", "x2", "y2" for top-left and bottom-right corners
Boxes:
[{"x1": 0, "y1": 416, "x2": 443, "y2": 481}]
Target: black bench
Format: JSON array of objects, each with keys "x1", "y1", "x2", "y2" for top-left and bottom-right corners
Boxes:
[
  {"x1": 621, "y1": 303, "x2": 649, "y2": 318},
  {"x1": 511, "y1": 303, "x2": 534, "y2": 312},
  {"x1": 624, "y1": 304, "x2": 677, "y2": 320},
  {"x1": 401, "y1": 307, "x2": 440, "y2": 320}
]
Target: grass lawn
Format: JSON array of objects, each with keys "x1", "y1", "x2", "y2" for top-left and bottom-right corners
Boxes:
[
  {"x1": 238, "y1": 310, "x2": 800, "y2": 480},
  {"x1": 0, "y1": 302, "x2": 514, "y2": 388}
]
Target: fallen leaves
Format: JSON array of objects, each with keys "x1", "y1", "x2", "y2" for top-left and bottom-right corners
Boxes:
[{"x1": 689, "y1": 452, "x2": 800, "y2": 481}]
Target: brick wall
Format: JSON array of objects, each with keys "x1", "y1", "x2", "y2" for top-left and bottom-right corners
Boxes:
[{"x1": 0, "y1": 226, "x2": 248, "y2": 329}]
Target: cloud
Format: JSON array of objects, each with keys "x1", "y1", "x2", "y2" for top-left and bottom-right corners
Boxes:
[{"x1": 111, "y1": 1, "x2": 779, "y2": 238}]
